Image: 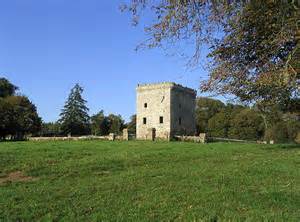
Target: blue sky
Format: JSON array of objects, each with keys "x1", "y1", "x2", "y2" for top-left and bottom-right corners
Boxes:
[{"x1": 0, "y1": 0, "x2": 211, "y2": 122}]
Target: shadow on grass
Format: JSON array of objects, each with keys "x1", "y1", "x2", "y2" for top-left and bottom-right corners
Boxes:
[{"x1": 262, "y1": 144, "x2": 300, "y2": 150}]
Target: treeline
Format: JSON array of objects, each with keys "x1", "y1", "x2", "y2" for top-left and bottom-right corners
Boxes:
[
  {"x1": 0, "y1": 78, "x2": 136, "y2": 140},
  {"x1": 40, "y1": 113, "x2": 136, "y2": 137},
  {"x1": 1, "y1": 78, "x2": 299, "y2": 143},
  {"x1": 196, "y1": 97, "x2": 300, "y2": 143},
  {"x1": 39, "y1": 84, "x2": 136, "y2": 137}
]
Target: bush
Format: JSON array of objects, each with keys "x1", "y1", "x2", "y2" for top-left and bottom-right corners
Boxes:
[
  {"x1": 265, "y1": 119, "x2": 300, "y2": 143},
  {"x1": 207, "y1": 112, "x2": 230, "y2": 137},
  {"x1": 228, "y1": 109, "x2": 264, "y2": 141}
]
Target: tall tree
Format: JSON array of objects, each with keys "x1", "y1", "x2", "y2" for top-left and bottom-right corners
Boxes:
[
  {"x1": 59, "y1": 84, "x2": 90, "y2": 136},
  {"x1": 123, "y1": 0, "x2": 299, "y2": 109},
  {"x1": 0, "y1": 96, "x2": 42, "y2": 140},
  {"x1": 5, "y1": 96, "x2": 42, "y2": 139},
  {"x1": 0, "y1": 78, "x2": 41, "y2": 140},
  {"x1": 205, "y1": 1, "x2": 299, "y2": 109}
]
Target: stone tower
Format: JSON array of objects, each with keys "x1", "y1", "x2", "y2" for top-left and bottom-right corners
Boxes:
[{"x1": 136, "y1": 82, "x2": 196, "y2": 140}]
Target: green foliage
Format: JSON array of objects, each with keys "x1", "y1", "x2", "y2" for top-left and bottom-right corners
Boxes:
[
  {"x1": 207, "y1": 111, "x2": 230, "y2": 138},
  {"x1": 59, "y1": 84, "x2": 90, "y2": 136},
  {"x1": 0, "y1": 141, "x2": 299, "y2": 221},
  {"x1": 206, "y1": 103, "x2": 267, "y2": 141},
  {"x1": 206, "y1": 1, "x2": 298, "y2": 107},
  {"x1": 201, "y1": 97, "x2": 298, "y2": 142},
  {"x1": 124, "y1": 1, "x2": 299, "y2": 109},
  {"x1": 91, "y1": 110, "x2": 110, "y2": 136},
  {"x1": 0, "y1": 96, "x2": 42, "y2": 140},
  {"x1": 0, "y1": 78, "x2": 41, "y2": 140},
  {"x1": 228, "y1": 109, "x2": 264, "y2": 140},
  {"x1": 0, "y1": 98, "x2": 13, "y2": 139},
  {"x1": 265, "y1": 119, "x2": 300, "y2": 143},
  {"x1": 40, "y1": 122, "x2": 61, "y2": 137},
  {"x1": 0, "y1": 78, "x2": 18, "y2": 98},
  {"x1": 195, "y1": 97, "x2": 225, "y2": 133},
  {"x1": 107, "y1": 114, "x2": 125, "y2": 134},
  {"x1": 90, "y1": 111, "x2": 125, "y2": 136}
]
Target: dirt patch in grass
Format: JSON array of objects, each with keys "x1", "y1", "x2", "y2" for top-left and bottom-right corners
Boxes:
[{"x1": 0, "y1": 171, "x2": 38, "y2": 185}]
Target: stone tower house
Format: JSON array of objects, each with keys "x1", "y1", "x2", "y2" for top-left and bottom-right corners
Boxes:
[{"x1": 136, "y1": 82, "x2": 196, "y2": 140}]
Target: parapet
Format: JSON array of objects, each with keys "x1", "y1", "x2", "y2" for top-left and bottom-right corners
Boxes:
[{"x1": 137, "y1": 82, "x2": 196, "y2": 95}]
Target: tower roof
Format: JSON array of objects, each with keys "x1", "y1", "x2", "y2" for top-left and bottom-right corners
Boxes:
[{"x1": 137, "y1": 82, "x2": 196, "y2": 95}]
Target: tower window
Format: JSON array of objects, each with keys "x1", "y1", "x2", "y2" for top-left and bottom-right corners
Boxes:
[
  {"x1": 179, "y1": 117, "x2": 182, "y2": 125},
  {"x1": 143, "y1": 118, "x2": 147, "y2": 125},
  {"x1": 160, "y1": 116, "x2": 164, "y2": 124},
  {"x1": 179, "y1": 104, "x2": 182, "y2": 108},
  {"x1": 144, "y1": 103, "x2": 147, "y2": 108}
]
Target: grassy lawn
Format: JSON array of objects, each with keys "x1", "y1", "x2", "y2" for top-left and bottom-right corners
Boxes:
[{"x1": 0, "y1": 141, "x2": 299, "y2": 221}]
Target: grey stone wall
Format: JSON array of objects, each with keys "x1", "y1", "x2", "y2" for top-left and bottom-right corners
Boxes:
[
  {"x1": 136, "y1": 83, "x2": 172, "y2": 139},
  {"x1": 136, "y1": 82, "x2": 196, "y2": 140},
  {"x1": 170, "y1": 85, "x2": 196, "y2": 137}
]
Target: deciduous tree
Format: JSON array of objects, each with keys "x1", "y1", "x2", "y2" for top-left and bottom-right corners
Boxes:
[
  {"x1": 91, "y1": 110, "x2": 110, "y2": 136},
  {"x1": 107, "y1": 114, "x2": 125, "y2": 134},
  {"x1": 123, "y1": 0, "x2": 299, "y2": 109},
  {"x1": 0, "y1": 77, "x2": 18, "y2": 98},
  {"x1": 195, "y1": 97, "x2": 225, "y2": 133},
  {"x1": 228, "y1": 109, "x2": 264, "y2": 140},
  {"x1": 0, "y1": 78, "x2": 41, "y2": 140}
]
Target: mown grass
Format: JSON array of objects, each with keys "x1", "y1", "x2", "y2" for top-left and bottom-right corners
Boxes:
[{"x1": 0, "y1": 141, "x2": 299, "y2": 221}]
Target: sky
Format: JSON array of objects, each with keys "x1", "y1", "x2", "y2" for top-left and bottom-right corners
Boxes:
[{"x1": 0, "y1": 0, "x2": 211, "y2": 122}]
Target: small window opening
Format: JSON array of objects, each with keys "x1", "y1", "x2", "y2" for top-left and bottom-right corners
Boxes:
[
  {"x1": 143, "y1": 118, "x2": 147, "y2": 125},
  {"x1": 179, "y1": 117, "x2": 182, "y2": 125},
  {"x1": 179, "y1": 104, "x2": 182, "y2": 108},
  {"x1": 144, "y1": 103, "x2": 147, "y2": 108},
  {"x1": 159, "y1": 116, "x2": 164, "y2": 124}
]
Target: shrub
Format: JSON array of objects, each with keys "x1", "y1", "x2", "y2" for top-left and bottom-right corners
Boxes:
[{"x1": 228, "y1": 109, "x2": 264, "y2": 141}]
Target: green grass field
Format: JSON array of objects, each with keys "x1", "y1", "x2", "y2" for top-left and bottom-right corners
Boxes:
[{"x1": 0, "y1": 141, "x2": 299, "y2": 221}]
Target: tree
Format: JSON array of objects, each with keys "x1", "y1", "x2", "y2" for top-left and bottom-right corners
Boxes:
[
  {"x1": 195, "y1": 97, "x2": 225, "y2": 133},
  {"x1": 207, "y1": 103, "x2": 248, "y2": 138},
  {"x1": 207, "y1": 111, "x2": 230, "y2": 138},
  {"x1": 0, "y1": 98, "x2": 13, "y2": 139},
  {"x1": 40, "y1": 122, "x2": 61, "y2": 137},
  {"x1": 2, "y1": 96, "x2": 42, "y2": 140},
  {"x1": 59, "y1": 84, "x2": 90, "y2": 136},
  {"x1": 107, "y1": 114, "x2": 124, "y2": 134},
  {"x1": 123, "y1": 1, "x2": 299, "y2": 109},
  {"x1": 0, "y1": 77, "x2": 18, "y2": 98},
  {"x1": 228, "y1": 109, "x2": 264, "y2": 141},
  {"x1": 91, "y1": 110, "x2": 110, "y2": 136},
  {"x1": 205, "y1": 1, "x2": 299, "y2": 109},
  {"x1": 264, "y1": 119, "x2": 300, "y2": 143},
  {"x1": 261, "y1": 107, "x2": 300, "y2": 143},
  {"x1": 0, "y1": 78, "x2": 41, "y2": 140}
]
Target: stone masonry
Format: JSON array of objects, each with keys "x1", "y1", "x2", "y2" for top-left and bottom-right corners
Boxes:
[{"x1": 136, "y1": 82, "x2": 196, "y2": 140}]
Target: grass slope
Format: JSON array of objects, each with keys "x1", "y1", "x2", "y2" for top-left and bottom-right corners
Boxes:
[{"x1": 0, "y1": 141, "x2": 299, "y2": 221}]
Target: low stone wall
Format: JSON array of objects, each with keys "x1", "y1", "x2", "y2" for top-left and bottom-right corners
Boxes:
[
  {"x1": 29, "y1": 135, "x2": 111, "y2": 141},
  {"x1": 174, "y1": 133, "x2": 207, "y2": 143},
  {"x1": 29, "y1": 130, "x2": 135, "y2": 142}
]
